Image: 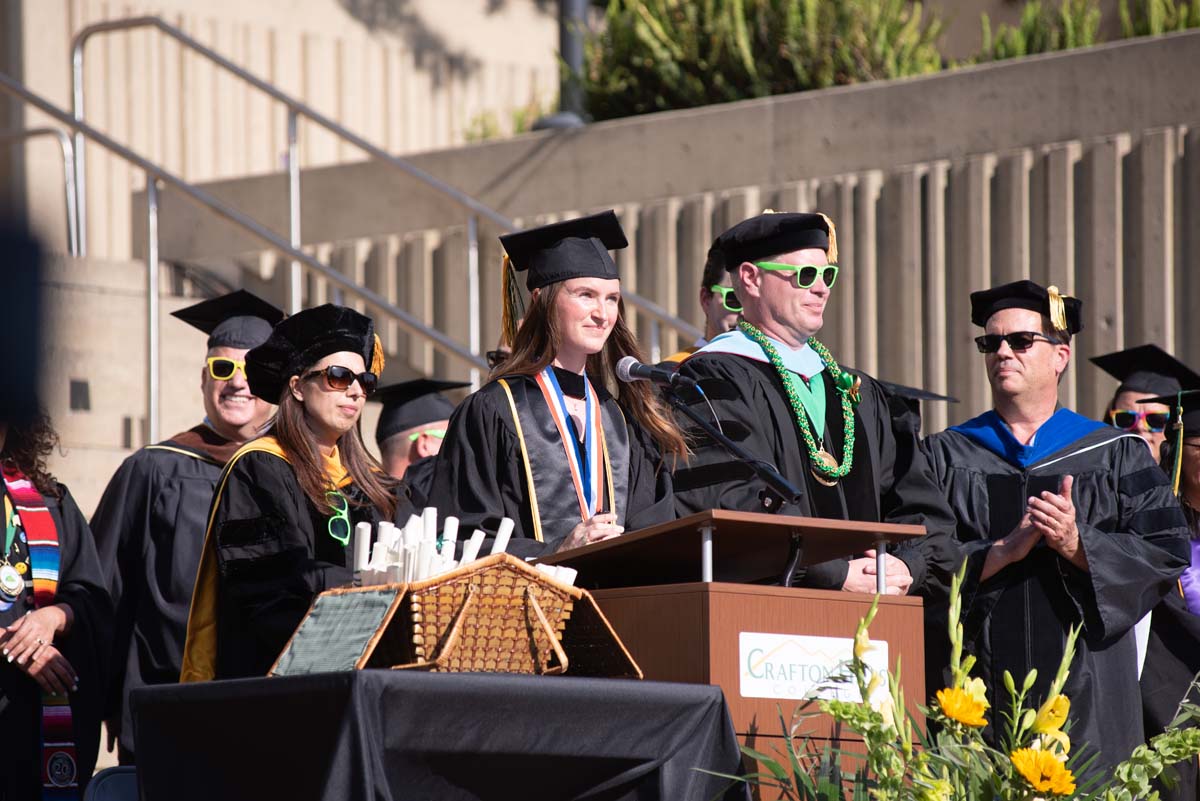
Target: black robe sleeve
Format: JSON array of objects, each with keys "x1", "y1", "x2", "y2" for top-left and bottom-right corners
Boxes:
[
  {"x1": 622, "y1": 408, "x2": 677, "y2": 533},
  {"x1": 212, "y1": 453, "x2": 352, "y2": 678},
  {"x1": 48, "y1": 485, "x2": 113, "y2": 794}
]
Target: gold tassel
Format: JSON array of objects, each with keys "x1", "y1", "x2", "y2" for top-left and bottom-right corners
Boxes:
[
  {"x1": 818, "y1": 212, "x2": 838, "y2": 264},
  {"x1": 500, "y1": 252, "x2": 523, "y2": 347},
  {"x1": 370, "y1": 333, "x2": 385, "y2": 376},
  {"x1": 1047, "y1": 285, "x2": 1068, "y2": 333},
  {"x1": 1172, "y1": 394, "x2": 1185, "y2": 496}
]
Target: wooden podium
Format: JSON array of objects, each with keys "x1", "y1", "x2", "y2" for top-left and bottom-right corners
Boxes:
[{"x1": 540, "y1": 511, "x2": 929, "y2": 741}]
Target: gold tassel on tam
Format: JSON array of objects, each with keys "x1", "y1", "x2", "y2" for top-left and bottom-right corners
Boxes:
[
  {"x1": 1047, "y1": 285, "x2": 1068, "y2": 333},
  {"x1": 370, "y1": 333, "x2": 385, "y2": 376},
  {"x1": 1172, "y1": 393, "x2": 1185, "y2": 496},
  {"x1": 500, "y1": 252, "x2": 524, "y2": 348},
  {"x1": 818, "y1": 213, "x2": 839, "y2": 263}
]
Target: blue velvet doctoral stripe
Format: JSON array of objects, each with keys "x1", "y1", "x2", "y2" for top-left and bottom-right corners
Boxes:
[{"x1": 948, "y1": 408, "x2": 1108, "y2": 468}]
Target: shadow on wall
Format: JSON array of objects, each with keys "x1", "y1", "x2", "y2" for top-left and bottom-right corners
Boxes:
[{"x1": 338, "y1": 0, "x2": 555, "y2": 83}]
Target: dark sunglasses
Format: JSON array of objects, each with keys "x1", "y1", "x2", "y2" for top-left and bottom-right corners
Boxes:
[
  {"x1": 303, "y1": 365, "x2": 378, "y2": 395},
  {"x1": 1110, "y1": 409, "x2": 1170, "y2": 433},
  {"x1": 709, "y1": 285, "x2": 743, "y2": 313},
  {"x1": 974, "y1": 331, "x2": 1059, "y2": 354}
]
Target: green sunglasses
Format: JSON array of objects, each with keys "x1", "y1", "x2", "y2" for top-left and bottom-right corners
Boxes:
[
  {"x1": 408, "y1": 428, "x2": 447, "y2": 443},
  {"x1": 708, "y1": 285, "x2": 743, "y2": 313},
  {"x1": 326, "y1": 490, "x2": 351, "y2": 545},
  {"x1": 754, "y1": 262, "x2": 839, "y2": 289}
]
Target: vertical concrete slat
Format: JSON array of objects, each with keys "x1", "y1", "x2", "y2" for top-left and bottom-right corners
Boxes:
[
  {"x1": 616, "y1": 204, "x2": 641, "y2": 341},
  {"x1": 302, "y1": 32, "x2": 339, "y2": 168},
  {"x1": 816, "y1": 179, "x2": 855, "y2": 361},
  {"x1": 432, "y1": 226, "x2": 469, "y2": 381},
  {"x1": 853, "y1": 171, "x2": 882, "y2": 376},
  {"x1": 401, "y1": 231, "x2": 437, "y2": 375},
  {"x1": 878, "y1": 169, "x2": 922, "y2": 388},
  {"x1": 677, "y1": 193, "x2": 715, "y2": 335},
  {"x1": 1181, "y1": 129, "x2": 1200, "y2": 368},
  {"x1": 947, "y1": 157, "x2": 994, "y2": 421},
  {"x1": 992, "y1": 149, "x2": 1032, "y2": 284},
  {"x1": 1127, "y1": 128, "x2": 1177, "y2": 350},
  {"x1": 922, "y1": 162, "x2": 950, "y2": 433},
  {"x1": 1075, "y1": 135, "x2": 1128, "y2": 418}
]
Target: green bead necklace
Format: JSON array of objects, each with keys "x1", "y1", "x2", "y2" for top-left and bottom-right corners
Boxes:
[{"x1": 738, "y1": 321, "x2": 860, "y2": 485}]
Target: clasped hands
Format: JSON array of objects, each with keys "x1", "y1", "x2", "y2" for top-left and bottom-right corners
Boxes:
[
  {"x1": 0, "y1": 603, "x2": 78, "y2": 696},
  {"x1": 983, "y1": 475, "x2": 1085, "y2": 580}
]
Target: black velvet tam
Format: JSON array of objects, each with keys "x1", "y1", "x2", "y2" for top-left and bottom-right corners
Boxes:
[
  {"x1": 499, "y1": 210, "x2": 627, "y2": 290},
  {"x1": 246, "y1": 304, "x2": 377, "y2": 402},
  {"x1": 171, "y1": 290, "x2": 284, "y2": 350},
  {"x1": 710, "y1": 212, "x2": 831, "y2": 271},
  {"x1": 969, "y1": 279, "x2": 1083, "y2": 334}
]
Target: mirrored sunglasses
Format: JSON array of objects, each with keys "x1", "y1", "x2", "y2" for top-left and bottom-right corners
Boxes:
[
  {"x1": 974, "y1": 332, "x2": 1059, "y2": 354},
  {"x1": 207, "y1": 357, "x2": 246, "y2": 381},
  {"x1": 303, "y1": 365, "x2": 378, "y2": 396},
  {"x1": 753, "y1": 262, "x2": 839, "y2": 289}
]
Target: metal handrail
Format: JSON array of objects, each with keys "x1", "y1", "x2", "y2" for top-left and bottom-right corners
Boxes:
[
  {"x1": 0, "y1": 70, "x2": 488, "y2": 443},
  {"x1": 70, "y1": 15, "x2": 703, "y2": 352},
  {"x1": 0, "y1": 127, "x2": 79, "y2": 256}
]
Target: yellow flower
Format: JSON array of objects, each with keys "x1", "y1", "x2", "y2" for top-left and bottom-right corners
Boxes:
[
  {"x1": 854, "y1": 628, "x2": 873, "y2": 660},
  {"x1": 1011, "y1": 748, "x2": 1077, "y2": 795},
  {"x1": 936, "y1": 686, "x2": 988, "y2": 727},
  {"x1": 1032, "y1": 695, "x2": 1071, "y2": 756}
]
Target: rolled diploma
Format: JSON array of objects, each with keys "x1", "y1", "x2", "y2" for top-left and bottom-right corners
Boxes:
[
  {"x1": 554, "y1": 566, "x2": 578, "y2": 587},
  {"x1": 489, "y1": 517, "x2": 515, "y2": 555},
  {"x1": 421, "y1": 507, "x2": 438, "y2": 542},
  {"x1": 441, "y1": 516, "x2": 460, "y2": 555},
  {"x1": 460, "y1": 528, "x2": 487, "y2": 564},
  {"x1": 353, "y1": 522, "x2": 373, "y2": 576}
]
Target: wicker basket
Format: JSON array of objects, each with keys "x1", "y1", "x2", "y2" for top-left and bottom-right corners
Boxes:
[{"x1": 269, "y1": 553, "x2": 641, "y2": 679}]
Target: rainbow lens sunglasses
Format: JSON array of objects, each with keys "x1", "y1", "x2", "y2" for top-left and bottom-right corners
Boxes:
[
  {"x1": 753, "y1": 262, "x2": 839, "y2": 289},
  {"x1": 1109, "y1": 409, "x2": 1170, "y2": 433},
  {"x1": 708, "y1": 285, "x2": 743, "y2": 313},
  {"x1": 302, "y1": 365, "x2": 378, "y2": 396},
  {"x1": 207, "y1": 357, "x2": 246, "y2": 381}
]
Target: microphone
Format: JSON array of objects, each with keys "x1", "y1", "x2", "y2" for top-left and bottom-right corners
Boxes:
[{"x1": 616, "y1": 356, "x2": 699, "y2": 389}]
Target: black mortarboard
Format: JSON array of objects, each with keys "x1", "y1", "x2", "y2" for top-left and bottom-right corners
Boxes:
[
  {"x1": 969, "y1": 280, "x2": 1082, "y2": 335},
  {"x1": 245, "y1": 304, "x2": 383, "y2": 402},
  {"x1": 371, "y1": 378, "x2": 470, "y2": 445},
  {"x1": 877, "y1": 379, "x2": 958, "y2": 435},
  {"x1": 171, "y1": 289, "x2": 284, "y2": 350},
  {"x1": 710, "y1": 212, "x2": 837, "y2": 271},
  {"x1": 499, "y1": 210, "x2": 627, "y2": 291},
  {"x1": 1140, "y1": 390, "x2": 1200, "y2": 437},
  {"x1": 1090, "y1": 345, "x2": 1200, "y2": 398}
]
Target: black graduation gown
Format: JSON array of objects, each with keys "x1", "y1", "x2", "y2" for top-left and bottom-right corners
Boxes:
[
  {"x1": 90, "y1": 428, "x2": 230, "y2": 760},
  {"x1": 0, "y1": 484, "x2": 112, "y2": 800},
  {"x1": 922, "y1": 426, "x2": 1190, "y2": 777},
  {"x1": 672, "y1": 352, "x2": 961, "y2": 596},
  {"x1": 1141, "y1": 505, "x2": 1200, "y2": 801},
  {"x1": 402, "y1": 454, "x2": 437, "y2": 510},
  {"x1": 427, "y1": 374, "x2": 676, "y2": 558},
  {"x1": 202, "y1": 449, "x2": 412, "y2": 680}
]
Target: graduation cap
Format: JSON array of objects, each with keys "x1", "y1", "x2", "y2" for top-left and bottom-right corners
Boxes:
[
  {"x1": 371, "y1": 378, "x2": 470, "y2": 445},
  {"x1": 1090, "y1": 344, "x2": 1200, "y2": 398},
  {"x1": 877, "y1": 379, "x2": 958, "y2": 435},
  {"x1": 709, "y1": 211, "x2": 838, "y2": 272},
  {"x1": 969, "y1": 280, "x2": 1082, "y2": 336},
  {"x1": 1139, "y1": 390, "x2": 1200, "y2": 495},
  {"x1": 245, "y1": 304, "x2": 384, "y2": 403},
  {"x1": 498, "y1": 210, "x2": 628, "y2": 345},
  {"x1": 171, "y1": 289, "x2": 285, "y2": 350}
]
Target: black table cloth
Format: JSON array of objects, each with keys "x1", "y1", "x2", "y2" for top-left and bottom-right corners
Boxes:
[{"x1": 131, "y1": 670, "x2": 748, "y2": 801}]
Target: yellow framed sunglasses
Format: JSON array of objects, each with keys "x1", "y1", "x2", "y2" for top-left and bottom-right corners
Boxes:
[{"x1": 207, "y1": 357, "x2": 247, "y2": 381}]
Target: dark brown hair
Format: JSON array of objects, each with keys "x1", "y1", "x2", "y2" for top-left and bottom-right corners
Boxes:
[
  {"x1": 700, "y1": 250, "x2": 726, "y2": 294},
  {"x1": 272, "y1": 389, "x2": 398, "y2": 519},
  {"x1": 493, "y1": 281, "x2": 688, "y2": 461},
  {"x1": 1, "y1": 411, "x2": 62, "y2": 498}
]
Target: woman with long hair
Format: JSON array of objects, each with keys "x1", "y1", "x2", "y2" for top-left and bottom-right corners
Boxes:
[
  {"x1": 429, "y1": 211, "x2": 685, "y2": 557},
  {"x1": 180, "y1": 304, "x2": 411, "y2": 681},
  {"x1": 0, "y1": 410, "x2": 111, "y2": 799}
]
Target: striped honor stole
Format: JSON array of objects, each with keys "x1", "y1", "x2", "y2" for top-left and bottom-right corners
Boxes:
[
  {"x1": 536, "y1": 367, "x2": 604, "y2": 519},
  {"x1": 0, "y1": 466, "x2": 78, "y2": 799}
]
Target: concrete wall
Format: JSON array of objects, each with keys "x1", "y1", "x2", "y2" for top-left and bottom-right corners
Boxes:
[
  {"x1": 139, "y1": 31, "x2": 1200, "y2": 434},
  {"x1": 1, "y1": 0, "x2": 558, "y2": 259}
]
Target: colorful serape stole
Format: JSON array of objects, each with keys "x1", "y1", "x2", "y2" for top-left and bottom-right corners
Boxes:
[{"x1": 1, "y1": 465, "x2": 78, "y2": 799}]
